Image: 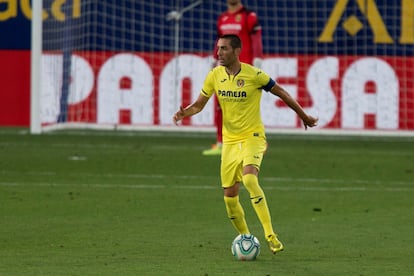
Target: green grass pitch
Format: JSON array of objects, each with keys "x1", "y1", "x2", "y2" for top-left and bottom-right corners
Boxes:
[{"x1": 0, "y1": 128, "x2": 413, "y2": 275}]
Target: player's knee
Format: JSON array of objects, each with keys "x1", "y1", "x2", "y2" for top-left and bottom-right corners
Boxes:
[
  {"x1": 242, "y1": 174, "x2": 263, "y2": 197},
  {"x1": 223, "y1": 182, "x2": 240, "y2": 197}
]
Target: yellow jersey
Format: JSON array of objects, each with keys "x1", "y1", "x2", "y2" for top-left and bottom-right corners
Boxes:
[{"x1": 201, "y1": 63, "x2": 275, "y2": 143}]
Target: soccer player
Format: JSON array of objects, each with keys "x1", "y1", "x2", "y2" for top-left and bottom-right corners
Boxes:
[
  {"x1": 173, "y1": 34, "x2": 318, "y2": 254},
  {"x1": 203, "y1": 0, "x2": 263, "y2": 156}
]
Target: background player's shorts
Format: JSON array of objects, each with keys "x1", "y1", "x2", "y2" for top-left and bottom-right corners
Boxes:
[{"x1": 221, "y1": 133, "x2": 267, "y2": 188}]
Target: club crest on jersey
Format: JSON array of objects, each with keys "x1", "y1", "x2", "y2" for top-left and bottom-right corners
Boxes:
[
  {"x1": 237, "y1": 79, "x2": 245, "y2": 88},
  {"x1": 235, "y1": 14, "x2": 241, "y2": 22}
]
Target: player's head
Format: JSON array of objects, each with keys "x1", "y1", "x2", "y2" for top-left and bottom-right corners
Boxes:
[
  {"x1": 227, "y1": 0, "x2": 242, "y2": 6},
  {"x1": 217, "y1": 34, "x2": 242, "y2": 66},
  {"x1": 227, "y1": 0, "x2": 243, "y2": 12},
  {"x1": 220, "y1": 34, "x2": 242, "y2": 50}
]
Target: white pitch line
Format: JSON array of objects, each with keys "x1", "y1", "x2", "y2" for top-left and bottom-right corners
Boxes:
[
  {"x1": 0, "y1": 181, "x2": 413, "y2": 192},
  {"x1": 262, "y1": 176, "x2": 413, "y2": 186},
  {"x1": 1, "y1": 170, "x2": 413, "y2": 187}
]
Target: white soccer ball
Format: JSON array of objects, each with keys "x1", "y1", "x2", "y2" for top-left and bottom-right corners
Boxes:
[{"x1": 231, "y1": 234, "x2": 260, "y2": 261}]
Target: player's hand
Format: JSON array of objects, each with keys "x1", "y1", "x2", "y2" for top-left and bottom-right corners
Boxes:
[
  {"x1": 302, "y1": 115, "x2": 318, "y2": 130},
  {"x1": 173, "y1": 106, "x2": 185, "y2": 125}
]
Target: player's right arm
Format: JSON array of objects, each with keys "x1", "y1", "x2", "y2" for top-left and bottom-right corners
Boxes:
[
  {"x1": 174, "y1": 69, "x2": 216, "y2": 125},
  {"x1": 173, "y1": 94, "x2": 210, "y2": 125}
]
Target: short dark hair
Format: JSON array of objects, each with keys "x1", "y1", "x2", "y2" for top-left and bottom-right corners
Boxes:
[{"x1": 220, "y1": 34, "x2": 242, "y2": 49}]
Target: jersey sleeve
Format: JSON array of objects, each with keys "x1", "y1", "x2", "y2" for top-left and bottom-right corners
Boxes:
[
  {"x1": 246, "y1": 11, "x2": 261, "y2": 34},
  {"x1": 201, "y1": 70, "x2": 216, "y2": 98},
  {"x1": 256, "y1": 69, "x2": 275, "y2": 92}
]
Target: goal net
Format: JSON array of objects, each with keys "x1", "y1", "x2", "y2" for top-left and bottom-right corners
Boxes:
[{"x1": 32, "y1": 0, "x2": 414, "y2": 135}]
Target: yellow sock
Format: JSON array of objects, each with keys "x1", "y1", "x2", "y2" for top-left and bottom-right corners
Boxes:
[
  {"x1": 223, "y1": 196, "x2": 249, "y2": 234},
  {"x1": 243, "y1": 174, "x2": 275, "y2": 237}
]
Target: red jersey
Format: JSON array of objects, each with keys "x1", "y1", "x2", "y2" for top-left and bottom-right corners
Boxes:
[{"x1": 215, "y1": 6, "x2": 263, "y2": 64}]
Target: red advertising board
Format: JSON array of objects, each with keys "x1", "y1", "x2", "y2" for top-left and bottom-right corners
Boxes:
[
  {"x1": 0, "y1": 50, "x2": 30, "y2": 126},
  {"x1": 1, "y1": 50, "x2": 413, "y2": 131}
]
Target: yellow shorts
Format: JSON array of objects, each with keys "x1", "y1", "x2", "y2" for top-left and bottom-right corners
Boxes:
[{"x1": 220, "y1": 134, "x2": 267, "y2": 188}]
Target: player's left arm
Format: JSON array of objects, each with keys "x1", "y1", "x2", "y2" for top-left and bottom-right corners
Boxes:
[{"x1": 269, "y1": 83, "x2": 318, "y2": 129}]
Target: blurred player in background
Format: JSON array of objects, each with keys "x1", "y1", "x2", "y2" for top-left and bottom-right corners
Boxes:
[
  {"x1": 173, "y1": 34, "x2": 318, "y2": 254},
  {"x1": 202, "y1": 0, "x2": 264, "y2": 156}
]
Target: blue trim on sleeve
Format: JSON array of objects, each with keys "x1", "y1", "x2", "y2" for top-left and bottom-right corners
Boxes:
[{"x1": 262, "y1": 78, "x2": 275, "y2": 92}]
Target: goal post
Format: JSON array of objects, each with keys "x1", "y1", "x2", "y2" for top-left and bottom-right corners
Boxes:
[
  {"x1": 31, "y1": 0, "x2": 414, "y2": 136},
  {"x1": 30, "y1": 0, "x2": 42, "y2": 134}
]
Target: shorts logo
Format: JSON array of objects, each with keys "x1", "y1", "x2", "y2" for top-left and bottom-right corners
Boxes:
[{"x1": 237, "y1": 79, "x2": 245, "y2": 88}]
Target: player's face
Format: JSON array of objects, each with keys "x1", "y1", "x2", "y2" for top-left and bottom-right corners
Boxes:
[{"x1": 217, "y1": 38, "x2": 238, "y2": 66}]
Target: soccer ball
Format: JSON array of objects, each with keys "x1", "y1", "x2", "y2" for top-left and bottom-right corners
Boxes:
[{"x1": 231, "y1": 234, "x2": 260, "y2": 261}]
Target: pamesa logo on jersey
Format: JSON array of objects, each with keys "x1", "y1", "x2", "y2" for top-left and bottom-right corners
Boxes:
[
  {"x1": 218, "y1": 89, "x2": 247, "y2": 98},
  {"x1": 218, "y1": 79, "x2": 247, "y2": 100}
]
